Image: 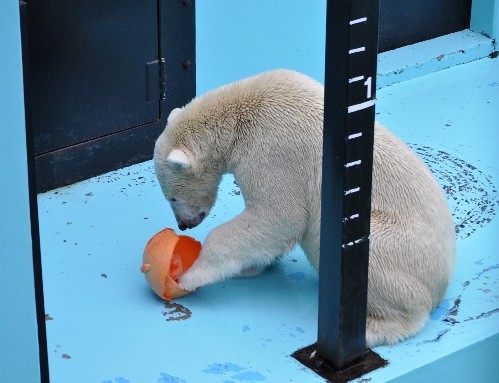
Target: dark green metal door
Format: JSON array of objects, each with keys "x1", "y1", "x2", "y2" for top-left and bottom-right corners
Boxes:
[{"x1": 22, "y1": 0, "x2": 195, "y2": 192}]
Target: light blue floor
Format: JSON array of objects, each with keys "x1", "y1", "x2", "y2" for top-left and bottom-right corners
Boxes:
[{"x1": 38, "y1": 56, "x2": 499, "y2": 382}]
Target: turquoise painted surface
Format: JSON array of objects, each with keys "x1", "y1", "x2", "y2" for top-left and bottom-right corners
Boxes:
[
  {"x1": 37, "y1": 169, "x2": 321, "y2": 382},
  {"x1": 377, "y1": 30, "x2": 494, "y2": 88},
  {"x1": 0, "y1": 1, "x2": 40, "y2": 382},
  {"x1": 196, "y1": 0, "x2": 326, "y2": 93},
  {"x1": 37, "y1": 56, "x2": 499, "y2": 382},
  {"x1": 471, "y1": 0, "x2": 499, "y2": 39}
]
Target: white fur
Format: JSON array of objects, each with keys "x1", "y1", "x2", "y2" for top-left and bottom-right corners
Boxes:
[
  {"x1": 166, "y1": 149, "x2": 191, "y2": 169},
  {"x1": 167, "y1": 107, "x2": 184, "y2": 124},
  {"x1": 153, "y1": 69, "x2": 456, "y2": 347}
]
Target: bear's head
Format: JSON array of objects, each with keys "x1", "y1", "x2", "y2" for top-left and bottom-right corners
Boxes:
[{"x1": 153, "y1": 108, "x2": 221, "y2": 231}]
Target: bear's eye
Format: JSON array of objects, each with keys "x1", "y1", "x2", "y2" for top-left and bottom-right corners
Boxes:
[{"x1": 169, "y1": 198, "x2": 177, "y2": 203}]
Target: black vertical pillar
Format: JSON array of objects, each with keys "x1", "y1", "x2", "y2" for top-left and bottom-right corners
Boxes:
[
  {"x1": 293, "y1": 0, "x2": 386, "y2": 378},
  {"x1": 317, "y1": 0, "x2": 379, "y2": 370}
]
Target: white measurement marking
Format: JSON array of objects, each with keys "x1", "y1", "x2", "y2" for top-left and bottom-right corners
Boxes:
[
  {"x1": 350, "y1": 17, "x2": 367, "y2": 25},
  {"x1": 348, "y1": 99, "x2": 376, "y2": 113},
  {"x1": 344, "y1": 187, "x2": 360, "y2": 195},
  {"x1": 349, "y1": 47, "x2": 366, "y2": 54},
  {"x1": 343, "y1": 213, "x2": 360, "y2": 222},
  {"x1": 345, "y1": 160, "x2": 362, "y2": 168},
  {"x1": 342, "y1": 238, "x2": 363, "y2": 248},
  {"x1": 349, "y1": 76, "x2": 364, "y2": 83},
  {"x1": 348, "y1": 132, "x2": 363, "y2": 140}
]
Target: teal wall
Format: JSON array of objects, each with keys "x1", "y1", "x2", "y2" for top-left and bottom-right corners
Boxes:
[
  {"x1": 471, "y1": 0, "x2": 499, "y2": 39},
  {"x1": 196, "y1": 0, "x2": 326, "y2": 94},
  {"x1": 0, "y1": 1, "x2": 40, "y2": 383},
  {"x1": 195, "y1": 0, "x2": 499, "y2": 95}
]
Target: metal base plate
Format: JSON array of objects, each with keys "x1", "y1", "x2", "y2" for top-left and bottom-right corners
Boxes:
[{"x1": 292, "y1": 343, "x2": 388, "y2": 383}]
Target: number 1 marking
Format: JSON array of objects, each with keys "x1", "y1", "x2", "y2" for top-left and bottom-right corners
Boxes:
[
  {"x1": 349, "y1": 75, "x2": 364, "y2": 83},
  {"x1": 364, "y1": 76, "x2": 372, "y2": 99}
]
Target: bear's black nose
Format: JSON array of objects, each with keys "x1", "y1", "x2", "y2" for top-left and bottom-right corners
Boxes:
[{"x1": 177, "y1": 212, "x2": 206, "y2": 231}]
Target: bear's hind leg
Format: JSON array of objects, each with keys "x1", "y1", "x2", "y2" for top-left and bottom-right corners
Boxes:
[
  {"x1": 365, "y1": 211, "x2": 441, "y2": 347},
  {"x1": 366, "y1": 311, "x2": 429, "y2": 347},
  {"x1": 366, "y1": 264, "x2": 434, "y2": 347}
]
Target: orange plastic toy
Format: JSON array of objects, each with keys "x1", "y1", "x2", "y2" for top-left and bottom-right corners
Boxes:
[{"x1": 140, "y1": 228, "x2": 201, "y2": 300}]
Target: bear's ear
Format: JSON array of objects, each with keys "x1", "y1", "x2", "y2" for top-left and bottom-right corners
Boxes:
[
  {"x1": 166, "y1": 149, "x2": 191, "y2": 170},
  {"x1": 167, "y1": 107, "x2": 183, "y2": 124}
]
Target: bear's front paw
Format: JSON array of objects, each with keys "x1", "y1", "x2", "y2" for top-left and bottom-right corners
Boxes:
[
  {"x1": 177, "y1": 271, "x2": 200, "y2": 292},
  {"x1": 178, "y1": 257, "x2": 230, "y2": 291},
  {"x1": 177, "y1": 261, "x2": 214, "y2": 291}
]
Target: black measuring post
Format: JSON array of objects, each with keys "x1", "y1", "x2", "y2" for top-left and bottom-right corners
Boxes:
[
  {"x1": 288, "y1": 0, "x2": 387, "y2": 379},
  {"x1": 292, "y1": 1, "x2": 383, "y2": 375},
  {"x1": 317, "y1": 0, "x2": 380, "y2": 371}
]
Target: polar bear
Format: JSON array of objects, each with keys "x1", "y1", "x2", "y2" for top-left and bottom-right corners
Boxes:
[{"x1": 153, "y1": 69, "x2": 455, "y2": 347}]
